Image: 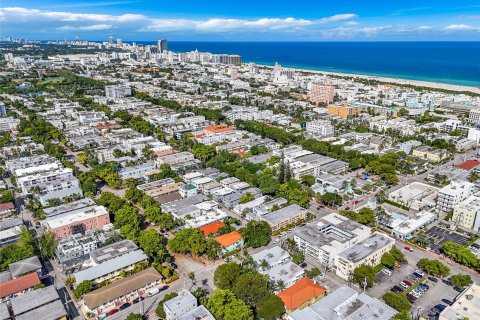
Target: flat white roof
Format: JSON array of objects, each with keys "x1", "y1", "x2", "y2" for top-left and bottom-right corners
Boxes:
[{"x1": 41, "y1": 205, "x2": 108, "y2": 230}]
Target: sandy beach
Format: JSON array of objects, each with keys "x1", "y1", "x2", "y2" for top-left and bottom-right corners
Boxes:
[{"x1": 261, "y1": 64, "x2": 480, "y2": 94}]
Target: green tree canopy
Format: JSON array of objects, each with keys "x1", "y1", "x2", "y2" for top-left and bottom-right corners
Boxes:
[
  {"x1": 450, "y1": 274, "x2": 473, "y2": 288},
  {"x1": 382, "y1": 292, "x2": 412, "y2": 312},
  {"x1": 240, "y1": 221, "x2": 272, "y2": 248},
  {"x1": 213, "y1": 262, "x2": 243, "y2": 290},
  {"x1": 353, "y1": 265, "x2": 376, "y2": 288},
  {"x1": 206, "y1": 289, "x2": 253, "y2": 320},
  {"x1": 257, "y1": 294, "x2": 285, "y2": 319}
]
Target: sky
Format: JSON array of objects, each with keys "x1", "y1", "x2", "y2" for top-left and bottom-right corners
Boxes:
[{"x1": 1, "y1": 0, "x2": 480, "y2": 41}]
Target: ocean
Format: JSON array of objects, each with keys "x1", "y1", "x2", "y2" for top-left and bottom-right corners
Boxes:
[{"x1": 141, "y1": 41, "x2": 480, "y2": 87}]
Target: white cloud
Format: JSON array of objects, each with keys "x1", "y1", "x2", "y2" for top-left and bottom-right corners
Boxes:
[
  {"x1": 345, "y1": 21, "x2": 359, "y2": 26},
  {"x1": 58, "y1": 24, "x2": 113, "y2": 31},
  {"x1": 141, "y1": 14, "x2": 356, "y2": 32},
  {"x1": 0, "y1": 7, "x2": 145, "y2": 23},
  {"x1": 444, "y1": 24, "x2": 479, "y2": 31}
]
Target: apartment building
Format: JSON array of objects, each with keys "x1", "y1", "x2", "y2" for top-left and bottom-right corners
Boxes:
[
  {"x1": 305, "y1": 119, "x2": 334, "y2": 137},
  {"x1": 436, "y1": 181, "x2": 474, "y2": 213},
  {"x1": 412, "y1": 146, "x2": 449, "y2": 162},
  {"x1": 261, "y1": 204, "x2": 308, "y2": 232},
  {"x1": 294, "y1": 213, "x2": 371, "y2": 267},
  {"x1": 118, "y1": 162, "x2": 156, "y2": 180},
  {"x1": 17, "y1": 168, "x2": 75, "y2": 193},
  {"x1": 5, "y1": 154, "x2": 59, "y2": 173},
  {"x1": 40, "y1": 205, "x2": 111, "y2": 239},
  {"x1": 137, "y1": 178, "x2": 179, "y2": 197},
  {"x1": 156, "y1": 151, "x2": 195, "y2": 166},
  {"x1": 309, "y1": 80, "x2": 335, "y2": 105},
  {"x1": 327, "y1": 104, "x2": 362, "y2": 119},
  {"x1": 0, "y1": 117, "x2": 20, "y2": 132},
  {"x1": 452, "y1": 193, "x2": 480, "y2": 231},
  {"x1": 105, "y1": 85, "x2": 132, "y2": 99},
  {"x1": 334, "y1": 232, "x2": 395, "y2": 280}
]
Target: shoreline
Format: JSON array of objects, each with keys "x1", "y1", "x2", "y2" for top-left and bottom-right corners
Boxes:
[{"x1": 259, "y1": 64, "x2": 480, "y2": 94}]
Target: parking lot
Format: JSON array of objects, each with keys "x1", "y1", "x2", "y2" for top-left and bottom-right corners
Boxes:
[
  {"x1": 367, "y1": 263, "x2": 416, "y2": 299},
  {"x1": 425, "y1": 225, "x2": 470, "y2": 251},
  {"x1": 413, "y1": 278, "x2": 460, "y2": 319}
]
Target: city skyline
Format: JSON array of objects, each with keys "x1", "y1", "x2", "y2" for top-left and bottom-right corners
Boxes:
[{"x1": 1, "y1": 0, "x2": 480, "y2": 41}]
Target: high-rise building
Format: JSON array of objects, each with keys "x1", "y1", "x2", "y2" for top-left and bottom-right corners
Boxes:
[
  {"x1": 309, "y1": 79, "x2": 335, "y2": 105},
  {"x1": 157, "y1": 39, "x2": 168, "y2": 53},
  {"x1": 117, "y1": 38, "x2": 123, "y2": 47},
  {"x1": 227, "y1": 55, "x2": 241, "y2": 66},
  {"x1": 108, "y1": 36, "x2": 114, "y2": 44},
  {"x1": 0, "y1": 103, "x2": 6, "y2": 117}
]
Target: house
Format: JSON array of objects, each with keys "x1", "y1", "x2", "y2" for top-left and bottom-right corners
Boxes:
[
  {"x1": 8, "y1": 256, "x2": 43, "y2": 279},
  {"x1": 0, "y1": 272, "x2": 40, "y2": 299},
  {"x1": 199, "y1": 221, "x2": 225, "y2": 237},
  {"x1": 163, "y1": 290, "x2": 197, "y2": 320},
  {"x1": 288, "y1": 285, "x2": 397, "y2": 320},
  {"x1": 9, "y1": 285, "x2": 68, "y2": 320},
  {"x1": 0, "y1": 218, "x2": 24, "y2": 247},
  {"x1": 83, "y1": 267, "x2": 162, "y2": 314},
  {"x1": 278, "y1": 277, "x2": 326, "y2": 313},
  {"x1": 0, "y1": 202, "x2": 15, "y2": 220},
  {"x1": 334, "y1": 232, "x2": 395, "y2": 280},
  {"x1": 261, "y1": 204, "x2": 308, "y2": 232},
  {"x1": 214, "y1": 231, "x2": 243, "y2": 254},
  {"x1": 252, "y1": 246, "x2": 305, "y2": 289}
]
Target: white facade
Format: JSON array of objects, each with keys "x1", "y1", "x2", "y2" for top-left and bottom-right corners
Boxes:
[
  {"x1": 436, "y1": 181, "x2": 474, "y2": 213},
  {"x1": 105, "y1": 85, "x2": 132, "y2": 99},
  {"x1": 452, "y1": 193, "x2": 480, "y2": 231},
  {"x1": 305, "y1": 120, "x2": 334, "y2": 137}
]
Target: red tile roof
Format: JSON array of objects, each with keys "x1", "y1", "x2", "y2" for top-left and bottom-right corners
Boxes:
[
  {"x1": 0, "y1": 202, "x2": 15, "y2": 211},
  {"x1": 277, "y1": 277, "x2": 326, "y2": 311},
  {"x1": 204, "y1": 124, "x2": 235, "y2": 134},
  {"x1": 0, "y1": 272, "x2": 40, "y2": 298},
  {"x1": 455, "y1": 160, "x2": 480, "y2": 171},
  {"x1": 199, "y1": 221, "x2": 225, "y2": 237},
  {"x1": 214, "y1": 231, "x2": 242, "y2": 248},
  {"x1": 155, "y1": 149, "x2": 177, "y2": 158}
]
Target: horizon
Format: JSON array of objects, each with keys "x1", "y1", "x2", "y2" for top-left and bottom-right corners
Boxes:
[{"x1": 2, "y1": 0, "x2": 480, "y2": 41}]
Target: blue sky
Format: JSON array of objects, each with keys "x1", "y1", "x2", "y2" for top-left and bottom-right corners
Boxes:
[{"x1": 1, "y1": 0, "x2": 480, "y2": 41}]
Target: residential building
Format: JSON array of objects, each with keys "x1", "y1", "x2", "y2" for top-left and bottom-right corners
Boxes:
[
  {"x1": 199, "y1": 221, "x2": 225, "y2": 237},
  {"x1": 177, "y1": 305, "x2": 215, "y2": 320},
  {"x1": 294, "y1": 213, "x2": 371, "y2": 267},
  {"x1": 83, "y1": 267, "x2": 162, "y2": 314},
  {"x1": 40, "y1": 204, "x2": 110, "y2": 239},
  {"x1": 73, "y1": 249, "x2": 148, "y2": 285},
  {"x1": 261, "y1": 204, "x2": 308, "y2": 231},
  {"x1": 89, "y1": 239, "x2": 138, "y2": 265},
  {"x1": 105, "y1": 85, "x2": 131, "y2": 99},
  {"x1": 0, "y1": 218, "x2": 23, "y2": 247},
  {"x1": 252, "y1": 246, "x2": 305, "y2": 289},
  {"x1": 440, "y1": 283, "x2": 480, "y2": 320},
  {"x1": 0, "y1": 202, "x2": 15, "y2": 220},
  {"x1": 334, "y1": 232, "x2": 395, "y2": 280},
  {"x1": 0, "y1": 117, "x2": 20, "y2": 132},
  {"x1": 309, "y1": 80, "x2": 335, "y2": 105},
  {"x1": 5, "y1": 154, "x2": 58, "y2": 173},
  {"x1": 412, "y1": 146, "x2": 449, "y2": 162},
  {"x1": 8, "y1": 256, "x2": 43, "y2": 278},
  {"x1": 305, "y1": 120, "x2": 334, "y2": 137},
  {"x1": 252, "y1": 197, "x2": 288, "y2": 217},
  {"x1": 278, "y1": 277, "x2": 326, "y2": 313},
  {"x1": 55, "y1": 233, "x2": 99, "y2": 266},
  {"x1": 164, "y1": 290, "x2": 197, "y2": 320},
  {"x1": 118, "y1": 161, "x2": 156, "y2": 180},
  {"x1": 9, "y1": 285, "x2": 68, "y2": 320},
  {"x1": 288, "y1": 285, "x2": 397, "y2": 320},
  {"x1": 436, "y1": 181, "x2": 474, "y2": 212},
  {"x1": 453, "y1": 193, "x2": 480, "y2": 231},
  {"x1": 327, "y1": 104, "x2": 362, "y2": 119},
  {"x1": 156, "y1": 152, "x2": 195, "y2": 166},
  {"x1": 388, "y1": 211, "x2": 437, "y2": 240},
  {"x1": 137, "y1": 178, "x2": 179, "y2": 197},
  {"x1": 214, "y1": 231, "x2": 244, "y2": 254},
  {"x1": 388, "y1": 182, "x2": 439, "y2": 211},
  {"x1": 468, "y1": 108, "x2": 480, "y2": 124},
  {"x1": 0, "y1": 103, "x2": 6, "y2": 117},
  {"x1": 0, "y1": 272, "x2": 40, "y2": 299}
]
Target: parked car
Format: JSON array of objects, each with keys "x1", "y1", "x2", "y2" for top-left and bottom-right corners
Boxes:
[
  {"x1": 106, "y1": 309, "x2": 119, "y2": 316},
  {"x1": 405, "y1": 246, "x2": 414, "y2": 252},
  {"x1": 420, "y1": 283, "x2": 430, "y2": 290},
  {"x1": 391, "y1": 286, "x2": 403, "y2": 293},
  {"x1": 133, "y1": 297, "x2": 145, "y2": 304},
  {"x1": 399, "y1": 282, "x2": 409, "y2": 289},
  {"x1": 454, "y1": 286, "x2": 464, "y2": 293},
  {"x1": 431, "y1": 304, "x2": 446, "y2": 314},
  {"x1": 442, "y1": 299, "x2": 453, "y2": 306},
  {"x1": 403, "y1": 280, "x2": 412, "y2": 287},
  {"x1": 442, "y1": 278, "x2": 452, "y2": 286},
  {"x1": 407, "y1": 294, "x2": 417, "y2": 303},
  {"x1": 382, "y1": 268, "x2": 392, "y2": 276},
  {"x1": 428, "y1": 276, "x2": 438, "y2": 282},
  {"x1": 119, "y1": 303, "x2": 131, "y2": 310}
]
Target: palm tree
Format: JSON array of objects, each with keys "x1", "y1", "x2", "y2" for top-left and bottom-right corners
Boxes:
[
  {"x1": 275, "y1": 280, "x2": 286, "y2": 292},
  {"x1": 259, "y1": 259, "x2": 270, "y2": 271}
]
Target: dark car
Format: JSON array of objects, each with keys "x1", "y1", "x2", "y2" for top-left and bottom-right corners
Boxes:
[
  {"x1": 403, "y1": 280, "x2": 412, "y2": 287},
  {"x1": 406, "y1": 293, "x2": 417, "y2": 303},
  {"x1": 106, "y1": 309, "x2": 119, "y2": 316},
  {"x1": 442, "y1": 278, "x2": 452, "y2": 286},
  {"x1": 431, "y1": 304, "x2": 446, "y2": 314},
  {"x1": 442, "y1": 299, "x2": 453, "y2": 306},
  {"x1": 454, "y1": 286, "x2": 463, "y2": 293},
  {"x1": 391, "y1": 286, "x2": 403, "y2": 293},
  {"x1": 119, "y1": 303, "x2": 131, "y2": 310},
  {"x1": 132, "y1": 297, "x2": 145, "y2": 304},
  {"x1": 428, "y1": 276, "x2": 438, "y2": 282},
  {"x1": 420, "y1": 283, "x2": 430, "y2": 290}
]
